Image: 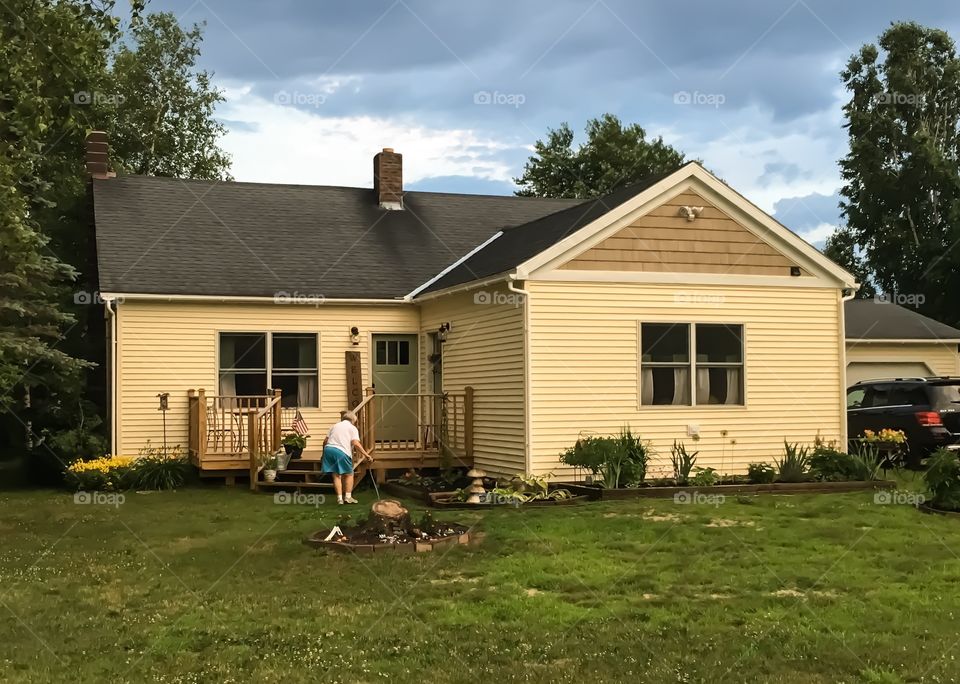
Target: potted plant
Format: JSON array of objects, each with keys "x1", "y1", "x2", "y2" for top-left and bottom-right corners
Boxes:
[
  {"x1": 262, "y1": 454, "x2": 279, "y2": 483},
  {"x1": 282, "y1": 433, "x2": 308, "y2": 460}
]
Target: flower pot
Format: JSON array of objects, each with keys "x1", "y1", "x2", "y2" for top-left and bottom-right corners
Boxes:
[
  {"x1": 263, "y1": 469, "x2": 277, "y2": 483},
  {"x1": 284, "y1": 444, "x2": 304, "y2": 460}
]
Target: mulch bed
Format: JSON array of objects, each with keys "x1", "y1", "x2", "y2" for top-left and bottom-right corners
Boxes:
[
  {"x1": 558, "y1": 480, "x2": 898, "y2": 500},
  {"x1": 304, "y1": 523, "x2": 470, "y2": 554},
  {"x1": 426, "y1": 492, "x2": 589, "y2": 509}
]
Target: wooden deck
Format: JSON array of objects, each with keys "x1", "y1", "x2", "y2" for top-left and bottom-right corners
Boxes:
[{"x1": 187, "y1": 387, "x2": 474, "y2": 489}]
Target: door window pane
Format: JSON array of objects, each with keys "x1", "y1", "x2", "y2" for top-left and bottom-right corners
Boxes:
[
  {"x1": 376, "y1": 340, "x2": 387, "y2": 365},
  {"x1": 847, "y1": 388, "x2": 866, "y2": 408}
]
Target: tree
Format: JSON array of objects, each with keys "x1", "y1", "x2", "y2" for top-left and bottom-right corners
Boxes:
[
  {"x1": 839, "y1": 22, "x2": 960, "y2": 325},
  {"x1": 107, "y1": 12, "x2": 231, "y2": 179},
  {"x1": 0, "y1": 1, "x2": 230, "y2": 480},
  {"x1": 514, "y1": 113, "x2": 687, "y2": 198},
  {"x1": 823, "y1": 227, "x2": 876, "y2": 298}
]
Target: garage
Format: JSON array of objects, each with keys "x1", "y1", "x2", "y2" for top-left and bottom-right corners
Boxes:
[
  {"x1": 845, "y1": 300, "x2": 960, "y2": 389},
  {"x1": 846, "y1": 361, "x2": 933, "y2": 386}
]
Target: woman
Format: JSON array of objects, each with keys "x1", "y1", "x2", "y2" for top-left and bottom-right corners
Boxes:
[{"x1": 322, "y1": 410, "x2": 372, "y2": 504}]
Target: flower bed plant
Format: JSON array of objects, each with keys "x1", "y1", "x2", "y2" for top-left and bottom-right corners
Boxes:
[
  {"x1": 923, "y1": 448, "x2": 960, "y2": 513},
  {"x1": 65, "y1": 443, "x2": 191, "y2": 491}
]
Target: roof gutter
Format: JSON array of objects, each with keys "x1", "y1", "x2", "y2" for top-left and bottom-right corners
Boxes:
[
  {"x1": 845, "y1": 338, "x2": 960, "y2": 344},
  {"x1": 408, "y1": 271, "x2": 514, "y2": 302},
  {"x1": 99, "y1": 292, "x2": 412, "y2": 305}
]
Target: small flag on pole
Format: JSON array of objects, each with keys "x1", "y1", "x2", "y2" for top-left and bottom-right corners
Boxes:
[{"x1": 292, "y1": 409, "x2": 310, "y2": 436}]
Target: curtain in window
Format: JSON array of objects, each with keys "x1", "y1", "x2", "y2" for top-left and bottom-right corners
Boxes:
[
  {"x1": 641, "y1": 368, "x2": 654, "y2": 405},
  {"x1": 725, "y1": 368, "x2": 741, "y2": 404},
  {"x1": 298, "y1": 375, "x2": 318, "y2": 407},
  {"x1": 672, "y1": 367, "x2": 690, "y2": 405},
  {"x1": 696, "y1": 367, "x2": 710, "y2": 404},
  {"x1": 219, "y1": 373, "x2": 237, "y2": 396}
]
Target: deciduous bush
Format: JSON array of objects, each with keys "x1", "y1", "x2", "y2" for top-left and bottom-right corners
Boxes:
[
  {"x1": 746, "y1": 462, "x2": 776, "y2": 484},
  {"x1": 924, "y1": 448, "x2": 960, "y2": 511}
]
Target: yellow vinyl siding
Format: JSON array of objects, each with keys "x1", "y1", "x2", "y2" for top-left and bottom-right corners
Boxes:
[
  {"x1": 419, "y1": 285, "x2": 526, "y2": 475},
  {"x1": 526, "y1": 281, "x2": 843, "y2": 477},
  {"x1": 562, "y1": 191, "x2": 803, "y2": 276},
  {"x1": 845, "y1": 342, "x2": 960, "y2": 377},
  {"x1": 115, "y1": 301, "x2": 419, "y2": 455}
]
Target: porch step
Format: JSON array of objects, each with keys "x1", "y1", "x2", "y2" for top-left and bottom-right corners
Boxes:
[{"x1": 256, "y1": 480, "x2": 334, "y2": 491}]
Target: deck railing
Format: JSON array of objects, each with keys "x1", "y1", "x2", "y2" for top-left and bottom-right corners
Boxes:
[
  {"x1": 187, "y1": 386, "x2": 474, "y2": 478},
  {"x1": 187, "y1": 389, "x2": 283, "y2": 472}
]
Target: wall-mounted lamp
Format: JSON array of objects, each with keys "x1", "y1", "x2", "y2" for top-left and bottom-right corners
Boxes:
[
  {"x1": 437, "y1": 322, "x2": 451, "y2": 343},
  {"x1": 350, "y1": 326, "x2": 360, "y2": 345}
]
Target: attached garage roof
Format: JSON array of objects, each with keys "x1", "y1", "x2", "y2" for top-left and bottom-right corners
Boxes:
[{"x1": 845, "y1": 300, "x2": 960, "y2": 341}]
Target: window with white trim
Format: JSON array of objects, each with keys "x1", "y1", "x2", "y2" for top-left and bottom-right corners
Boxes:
[
  {"x1": 218, "y1": 332, "x2": 319, "y2": 407},
  {"x1": 640, "y1": 323, "x2": 744, "y2": 406}
]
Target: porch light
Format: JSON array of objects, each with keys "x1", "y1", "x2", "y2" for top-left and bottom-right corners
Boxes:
[
  {"x1": 437, "y1": 322, "x2": 451, "y2": 343},
  {"x1": 350, "y1": 326, "x2": 360, "y2": 345}
]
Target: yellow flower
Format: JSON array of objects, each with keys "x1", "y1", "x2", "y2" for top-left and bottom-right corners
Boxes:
[{"x1": 67, "y1": 455, "x2": 136, "y2": 474}]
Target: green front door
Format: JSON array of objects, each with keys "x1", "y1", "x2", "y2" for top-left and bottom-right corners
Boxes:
[{"x1": 372, "y1": 334, "x2": 419, "y2": 442}]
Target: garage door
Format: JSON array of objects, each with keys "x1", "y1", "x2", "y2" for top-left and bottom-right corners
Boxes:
[{"x1": 846, "y1": 361, "x2": 932, "y2": 387}]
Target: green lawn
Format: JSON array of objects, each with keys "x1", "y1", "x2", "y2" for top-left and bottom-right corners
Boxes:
[{"x1": 2, "y1": 482, "x2": 960, "y2": 683}]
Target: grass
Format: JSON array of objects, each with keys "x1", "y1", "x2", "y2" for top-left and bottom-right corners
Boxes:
[{"x1": 1, "y1": 478, "x2": 960, "y2": 683}]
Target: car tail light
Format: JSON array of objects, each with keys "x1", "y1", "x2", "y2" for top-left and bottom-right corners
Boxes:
[{"x1": 916, "y1": 411, "x2": 943, "y2": 426}]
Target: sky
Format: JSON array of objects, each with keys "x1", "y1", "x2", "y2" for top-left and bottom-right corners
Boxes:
[{"x1": 149, "y1": 0, "x2": 959, "y2": 246}]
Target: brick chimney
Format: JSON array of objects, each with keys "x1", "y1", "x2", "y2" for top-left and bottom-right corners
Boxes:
[
  {"x1": 373, "y1": 147, "x2": 403, "y2": 210},
  {"x1": 85, "y1": 130, "x2": 114, "y2": 179}
]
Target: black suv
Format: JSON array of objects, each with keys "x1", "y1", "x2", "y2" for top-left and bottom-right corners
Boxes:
[{"x1": 847, "y1": 377, "x2": 960, "y2": 466}]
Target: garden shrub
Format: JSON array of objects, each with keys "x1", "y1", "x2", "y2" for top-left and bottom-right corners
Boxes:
[
  {"x1": 560, "y1": 427, "x2": 652, "y2": 488},
  {"x1": 924, "y1": 448, "x2": 960, "y2": 511},
  {"x1": 775, "y1": 441, "x2": 810, "y2": 482},
  {"x1": 65, "y1": 455, "x2": 136, "y2": 491},
  {"x1": 746, "y1": 462, "x2": 776, "y2": 484},
  {"x1": 132, "y1": 444, "x2": 192, "y2": 490},
  {"x1": 808, "y1": 444, "x2": 884, "y2": 482},
  {"x1": 670, "y1": 441, "x2": 698, "y2": 486},
  {"x1": 64, "y1": 443, "x2": 191, "y2": 492},
  {"x1": 690, "y1": 467, "x2": 718, "y2": 486}
]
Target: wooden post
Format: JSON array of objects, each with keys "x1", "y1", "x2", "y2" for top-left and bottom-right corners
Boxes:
[
  {"x1": 365, "y1": 386, "x2": 376, "y2": 449},
  {"x1": 271, "y1": 388, "x2": 282, "y2": 451},
  {"x1": 464, "y1": 386, "x2": 474, "y2": 462},
  {"x1": 248, "y1": 412, "x2": 259, "y2": 491},
  {"x1": 196, "y1": 388, "x2": 207, "y2": 468}
]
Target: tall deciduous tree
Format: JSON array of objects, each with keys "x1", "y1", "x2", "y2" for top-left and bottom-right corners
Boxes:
[
  {"x1": 107, "y1": 12, "x2": 231, "y2": 179},
  {"x1": 515, "y1": 114, "x2": 687, "y2": 198},
  {"x1": 839, "y1": 22, "x2": 960, "y2": 325}
]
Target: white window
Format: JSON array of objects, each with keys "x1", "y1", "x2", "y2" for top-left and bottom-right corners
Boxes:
[
  {"x1": 219, "y1": 332, "x2": 318, "y2": 407},
  {"x1": 641, "y1": 323, "x2": 744, "y2": 406}
]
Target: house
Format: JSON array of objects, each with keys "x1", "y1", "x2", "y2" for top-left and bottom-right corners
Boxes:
[
  {"x1": 88, "y1": 132, "x2": 858, "y2": 483},
  {"x1": 844, "y1": 300, "x2": 960, "y2": 386}
]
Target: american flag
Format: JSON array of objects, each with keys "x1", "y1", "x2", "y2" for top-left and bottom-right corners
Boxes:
[{"x1": 292, "y1": 410, "x2": 310, "y2": 436}]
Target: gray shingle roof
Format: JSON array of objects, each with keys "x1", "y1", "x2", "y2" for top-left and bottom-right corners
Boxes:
[
  {"x1": 93, "y1": 176, "x2": 580, "y2": 299},
  {"x1": 845, "y1": 300, "x2": 960, "y2": 340}
]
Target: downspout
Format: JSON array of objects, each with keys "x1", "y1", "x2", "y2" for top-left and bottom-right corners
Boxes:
[
  {"x1": 507, "y1": 276, "x2": 533, "y2": 475},
  {"x1": 839, "y1": 287, "x2": 857, "y2": 449},
  {"x1": 105, "y1": 297, "x2": 118, "y2": 455}
]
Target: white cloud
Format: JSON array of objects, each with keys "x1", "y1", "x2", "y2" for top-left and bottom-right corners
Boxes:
[
  {"x1": 218, "y1": 83, "x2": 517, "y2": 186},
  {"x1": 796, "y1": 222, "x2": 838, "y2": 245}
]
